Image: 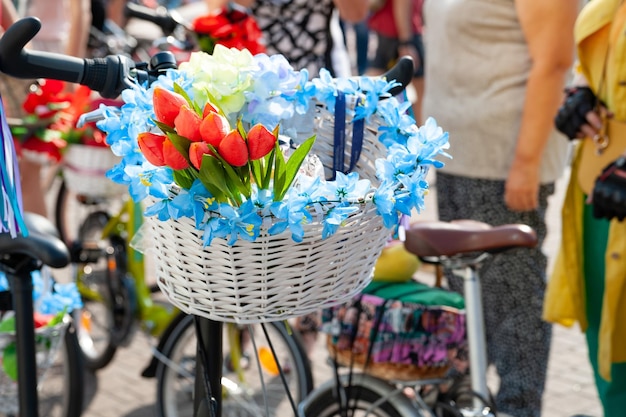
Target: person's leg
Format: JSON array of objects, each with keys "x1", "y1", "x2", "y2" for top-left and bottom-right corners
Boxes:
[
  {"x1": 437, "y1": 172, "x2": 553, "y2": 417},
  {"x1": 410, "y1": 33, "x2": 425, "y2": 124},
  {"x1": 353, "y1": 19, "x2": 369, "y2": 75},
  {"x1": 582, "y1": 202, "x2": 626, "y2": 417}
]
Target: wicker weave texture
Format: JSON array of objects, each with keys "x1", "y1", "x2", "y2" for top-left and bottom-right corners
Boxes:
[
  {"x1": 150, "y1": 205, "x2": 389, "y2": 323},
  {"x1": 151, "y1": 104, "x2": 395, "y2": 323},
  {"x1": 63, "y1": 145, "x2": 125, "y2": 198}
]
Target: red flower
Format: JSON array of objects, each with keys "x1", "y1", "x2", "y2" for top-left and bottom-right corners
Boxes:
[
  {"x1": 200, "y1": 111, "x2": 230, "y2": 147},
  {"x1": 174, "y1": 105, "x2": 203, "y2": 142},
  {"x1": 163, "y1": 139, "x2": 189, "y2": 170},
  {"x1": 189, "y1": 141, "x2": 212, "y2": 169},
  {"x1": 153, "y1": 87, "x2": 187, "y2": 126},
  {"x1": 247, "y1": 124, "x2": 276, "y2": 160},
  {"x1": 192, "y1": 4, "x2": 265, "y2": 55},
  {"x1": 137, "y1": 132, "x2": 167, "y2": 166},
  {"x1": 218, "y1": 130, "x2": 248, "y2": 167}
]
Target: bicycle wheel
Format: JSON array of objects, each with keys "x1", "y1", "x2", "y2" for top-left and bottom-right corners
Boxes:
[
  {"x1": 54, "y1": 180, "x2": 123, "y2": 245},
  {"x1": 0, "y1": 318, "x2": 85, "y2": 417},
  {"x1": 73, "y1": 211, "x2": 133, "y2": 371},
  {"x1": 37, "y1": 319, "x2": 85, "y2": 417},
  {"x1": 299, "y1": 374, "x2": 419, "y2": 417},
  {"x1": 155, "y1": 315, "x2": 314, "y2": 417}
]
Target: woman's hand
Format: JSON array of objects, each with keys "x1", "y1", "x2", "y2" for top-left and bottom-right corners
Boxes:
[
  {"x1": 554, "y1": 86, "x2": 606, "y2": 139},
  {"x1": 505, "y1": 157, "x2": 541, "y2": 212}
]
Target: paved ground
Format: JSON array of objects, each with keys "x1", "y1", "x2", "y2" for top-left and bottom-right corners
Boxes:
[{"x1": 73, "y1": 168, "x2": 603, "y2": 417}]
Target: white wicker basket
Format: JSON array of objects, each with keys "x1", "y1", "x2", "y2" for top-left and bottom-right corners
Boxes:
[
  {"x1": 150, "y1": 104, "x2": 395, "y2": 324},
  {"x1": 62, "y1": 144, "x2": 126, "y2": 198}
]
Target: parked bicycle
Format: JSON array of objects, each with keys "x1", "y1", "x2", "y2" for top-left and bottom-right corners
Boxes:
[
  {"x1": 0, "y1": 15, "x2": 317, "y2": 417},
  {"x1": 0, "y1": 14, "x2": 419, "y2": 417},
  {"x1": 0, "y1": 212, "x2": 84, "y2": 417},
  {"x1": 299, "y1": 220, "x2": 538, "y2": 417}
]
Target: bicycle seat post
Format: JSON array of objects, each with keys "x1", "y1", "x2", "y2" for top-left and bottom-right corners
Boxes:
[
  {"x1": 7, "y1": 259, "x2": 40, "y2": 417},
  {"x1": 448, "y1": 257, "x2": 491, "y2": 409}
]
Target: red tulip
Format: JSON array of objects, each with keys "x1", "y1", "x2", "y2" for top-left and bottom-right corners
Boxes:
[
  {"x1": 189, "y1": 141, "x2": 212, "y2": 169},
  {"x1": 174, "y1": 105, "x2": 203, "y2": 142},
  {"x1": 202, "y1": 102, "x2": 219, "y2": 118},
  {"x1": 153, "y1": 87, "x2": 187, "y2": 126},
  {"x1": 218, "y1": 131, "x2": 248, "y2": 167},
  {"x1": 163, "y1": 139, "x2": 190, "y2": 170},
  {"x1": 137, "y1": 132, "x2": 167, "y2": 166},
  {"x1": 247, "y1": 124, "x2": 276, "y2": 160},
  {"x1": 200, "y1": 111, "x2": 230, "y2": 147}
]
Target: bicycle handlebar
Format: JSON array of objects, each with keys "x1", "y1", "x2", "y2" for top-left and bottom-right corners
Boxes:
[
  {"x1": 0, "y1": 17, "x2": 175, "y2": 98},
  {"x1": 0, "y1": 17, "x2": 413, "y2": 100},
  {"x1": 124, "y1": 3, "x2": 187, "y2": 36}
]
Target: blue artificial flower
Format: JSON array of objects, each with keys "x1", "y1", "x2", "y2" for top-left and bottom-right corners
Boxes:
[
  {"x1": 375, "y1": 99, "x2": 419, "y2": 147},
  {"x1": 214, "y1": 200, "x2": 263, "y2": 246},
  {"x1": 322, "y1": 204, "x2": 359, "y2": 239},
  {"x1": 373, "y1": 181, "x2": 401, "y2": 229},
  {"x1": 125, "y1": 164, "x2": 173, "y2": 202},
  {"x1": 268, "y1": 194, "x2": 312, "y2": 242}
]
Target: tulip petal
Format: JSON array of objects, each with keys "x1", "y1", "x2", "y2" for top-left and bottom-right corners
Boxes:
[
  {"x1": 218, "y1": 131, "x2": 248, "y2": 167},
  {"x1": 174, "y1": 105, "x2": 203, "y2": 142},
  {"x1": 200, "y1": 111, "x2": 230, "y2": 147},
  {"x1": 189, "y1": 141, "x2": 212, "y2": 170},
  {"x1": 153, "y1": 87, "x2": 187, "y2": 126},
  {"x1": 137, "y1": 132, "x2": 167, "y2": 166},
  {"x1": 163, "y1": 139, "x2": 190, "y2": 170},
  {"x1": 247, "y1": 124, "x2": 277, "y2": 160}
]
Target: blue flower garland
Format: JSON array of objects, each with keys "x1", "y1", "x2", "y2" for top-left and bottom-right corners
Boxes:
[{"x1": 98, "y1": 48, "x2": 451, "y2": 246}]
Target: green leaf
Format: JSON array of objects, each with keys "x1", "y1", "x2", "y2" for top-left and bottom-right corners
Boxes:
[
  {"x1": 275, "y1": 135, "x2": 316, "y2": 201},
  {"x1": 153, "y1": 120, "x2": 176, "y2": 134},
  {"x1": 236, "y1": 118, "x2": 247, "y2": 140},
  {"x1": 173, "y1": 168, "x2": 197, "y2": 189},
  {"x1": 173, "y1": 82, "x2": 202, "y2": 115},
  {"x1": 261, "y1": 148, "x2": 276, "y2": 190},
  {"x1": 198, "y1": 155, "x2": 232, "y2": 202},
  {"x1": 3, "y1": 342, "x2": 17, "y2": 381},
  {"x1": 249, "y1": 159, "x2": 263, "y2": 188},
  {"x1": 0, "y1": 316, "x2": 15, "y2": 333},
  {"x1": 167, "y1": 132, "x2": 192, "y2": 164},
  {"x1": 273, "y1": 141, "x2": 287, "y2": 201}
]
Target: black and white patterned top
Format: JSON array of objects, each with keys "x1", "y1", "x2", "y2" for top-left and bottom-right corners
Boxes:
[{"x1": 251, "y1": 0, "x2": 338, "y2": 77}]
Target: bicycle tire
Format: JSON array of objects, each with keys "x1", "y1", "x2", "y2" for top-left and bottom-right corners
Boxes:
[
  {"x1": 73, "y1": 211, "x2": 133, "y2": 371},
  {"x1": 299, "y1": 373, "x2": 420, "y2": 417},
  {"x1": 54, "y1": 179, "x2": 123, "y2": 246},
  {"x1": 155, "y1": 315, "x2": 314, "y2": 417},
  {"x1": 11, "y1": 318, "x2": 85, "y2": 417}
]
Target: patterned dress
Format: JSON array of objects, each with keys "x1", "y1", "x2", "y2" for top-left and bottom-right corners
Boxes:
[{"x1": 250, "y1": 0, "x2": 343, "y2": 77}]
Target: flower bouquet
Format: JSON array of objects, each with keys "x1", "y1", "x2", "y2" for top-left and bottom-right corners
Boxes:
[
  {"x1": 97, "y1": 45, "x2": 450, "y2": 323},
  {"x1": 192, "y1": 2, "x2": 265, "y2": 55},
  {"x1": 0, "y1": 268, "x2": 82, "y2": 414},
  {"x1": 10, "y1": 80, "x2": 125, "y2": 197}
]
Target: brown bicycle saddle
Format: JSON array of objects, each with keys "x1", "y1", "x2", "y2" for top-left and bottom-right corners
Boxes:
[{"x1": 403, "y1": 220, "x2": 538, "y2": 258}]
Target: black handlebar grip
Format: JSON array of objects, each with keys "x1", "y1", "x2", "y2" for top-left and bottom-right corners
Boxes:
[
  {"x1": 383, "y1": 56, "x2": 415, "y2": 97},
  {"x1": 124, "y1": 2, "x2": 179, "y2": 36},
  {"x1": 0, "y1": 17, "x2": 85, "y2": 83}
]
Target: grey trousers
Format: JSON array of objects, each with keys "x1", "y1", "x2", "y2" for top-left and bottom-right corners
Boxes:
[{"x1": 436, "y1": 172, "x2": 555, "y2": 417}]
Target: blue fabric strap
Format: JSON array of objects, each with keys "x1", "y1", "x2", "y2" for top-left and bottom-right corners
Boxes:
[
  {"x1": 332, "y1": 91, "x2": 346, "y2": 180},
  {"x1": 332, "y1": 92, "x2": 365, "y2": 178}
]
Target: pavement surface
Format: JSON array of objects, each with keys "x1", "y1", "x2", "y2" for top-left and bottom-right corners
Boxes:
[{"x1": 72, "y1": 168, "x2": 603, "y2": 417}]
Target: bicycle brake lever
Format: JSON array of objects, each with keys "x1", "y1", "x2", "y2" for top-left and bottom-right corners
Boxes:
[{"x1": 77, "y1": 107, "x2": 121, "y2": 128}]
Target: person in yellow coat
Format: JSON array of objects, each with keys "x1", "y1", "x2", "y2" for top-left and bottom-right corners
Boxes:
[{"x1": 546, "y1": 0, "x2": 626, "y2": 414}]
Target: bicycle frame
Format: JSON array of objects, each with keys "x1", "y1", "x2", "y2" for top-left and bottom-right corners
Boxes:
[{"x1": 76, "y1": 197, "x2": 179, "y2": 340}]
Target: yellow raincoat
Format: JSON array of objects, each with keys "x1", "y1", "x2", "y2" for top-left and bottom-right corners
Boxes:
[{"x1": 543, "y1": 0, "x2": 626, "y2": 382}]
